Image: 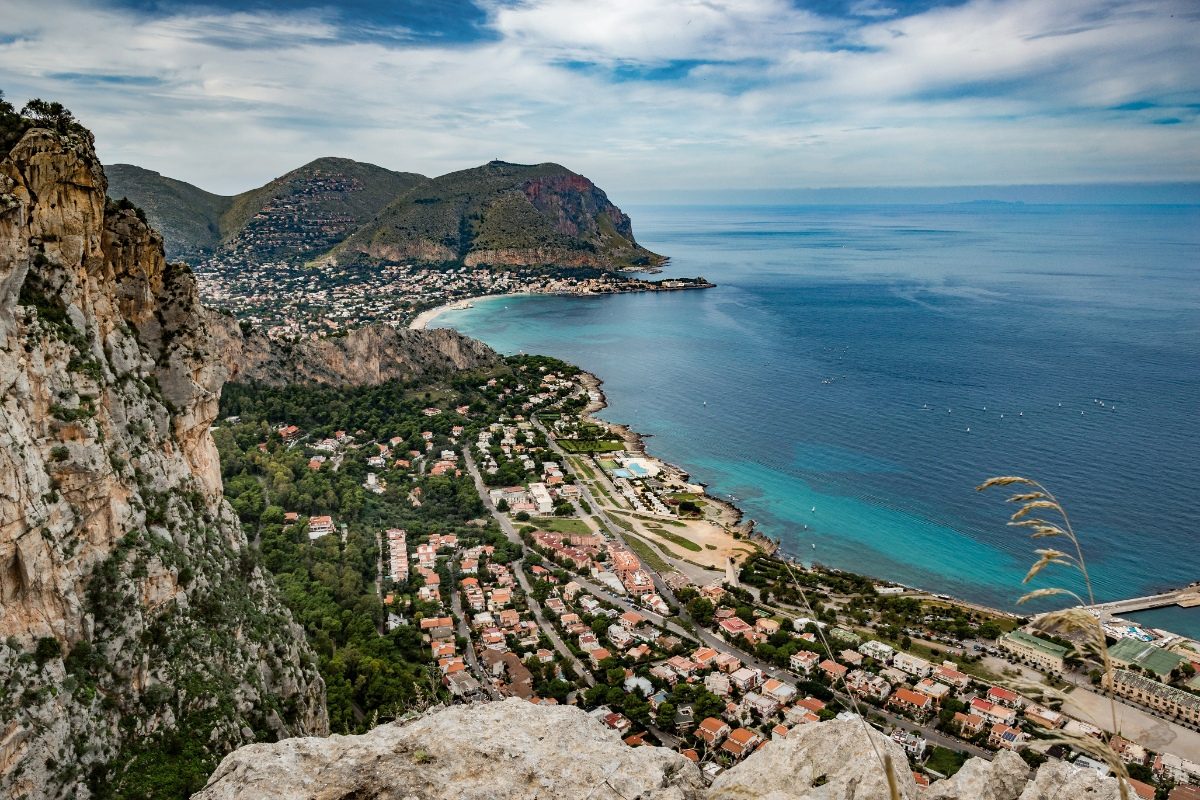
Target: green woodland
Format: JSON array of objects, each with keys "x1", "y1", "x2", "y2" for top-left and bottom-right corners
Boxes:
[{"x1": 213, "y1": 357, "x2": 572, "y2": 733}]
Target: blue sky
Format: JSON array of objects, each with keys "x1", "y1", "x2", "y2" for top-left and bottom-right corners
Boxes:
[{"x1": 0, "y1": 0, "x2": 1197, "y2": 196}]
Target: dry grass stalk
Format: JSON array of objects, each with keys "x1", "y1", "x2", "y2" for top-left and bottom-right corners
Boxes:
[{"x1": 978, "y1": 476, "x2": 1129, "y2": 800}]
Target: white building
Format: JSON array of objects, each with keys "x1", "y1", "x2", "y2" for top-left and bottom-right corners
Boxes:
[{"x1": 528, "y1": 482, "x2": 554, "y2": 515}]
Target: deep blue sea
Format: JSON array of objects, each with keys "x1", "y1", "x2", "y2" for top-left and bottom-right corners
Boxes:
[{"x1": 434, "y1": 203, "x2": 1200, "y2": 637}]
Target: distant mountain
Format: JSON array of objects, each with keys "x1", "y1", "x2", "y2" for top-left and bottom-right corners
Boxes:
[
  {"x1": 108, "y1": 158, "x2": 660, "y2": 271},
  {"x1": 328, "y1": 160, "x2": 664, "y2": 270},
  {"x1": 218, "y1": 158, "x2": 426, "y2": 263},
  {"x1": 106, "y1": 163, "x2": 231, "y2": 260},
  {"x1": 105, "y1": 158, "x2": 426, "y2": 263}
]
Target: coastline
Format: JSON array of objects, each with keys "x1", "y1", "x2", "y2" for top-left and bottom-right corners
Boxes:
[
  {"x1": 576, "y1": 370, "x2": 775, "y2": 558},
  {"x1": 430, "y1": 312, "x2": 1197, "y2": 646},
  {"x1": 409, "y1": 292, "x2": 530, "y2": 331}
]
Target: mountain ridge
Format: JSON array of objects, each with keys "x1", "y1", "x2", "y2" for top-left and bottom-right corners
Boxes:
[
  {"x1": 106, "y1": 157, "x2": 426, "y2": 263},
  {"x1": 106, "y1": 157, "x2": 662, "y2": 271}
]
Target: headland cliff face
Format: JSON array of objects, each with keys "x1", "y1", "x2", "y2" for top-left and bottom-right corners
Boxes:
[{"x1": 0, "y1": 127, "x2": 327, "y2": 798}]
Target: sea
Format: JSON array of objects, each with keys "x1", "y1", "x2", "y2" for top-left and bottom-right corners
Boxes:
[{"x1": 433, "y1": 203, "x2": 1200, "y2": 638}]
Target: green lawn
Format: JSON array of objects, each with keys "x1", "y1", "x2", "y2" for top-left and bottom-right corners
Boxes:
[
  {"x1": 623, "y1": 533, "x2": 674, "y2": 573},
  {"x1": 925, "y1": 747, "x2": 967, "y2": 778},
  {"x1": 531, "y1": 517, "x2": 593, "y2": 536},
  {"x1": 605, "y1": 513, "x2": 635, "y2": 533},
  {"x1": 644, "y1": 525, "x2": 702, "y2": 552},
  {"x1": 567, "y1": 456, "x2": 597, "y2": 481},
  {"x1": 557, "y1": 439, "x2": 624, "y2": 454}
]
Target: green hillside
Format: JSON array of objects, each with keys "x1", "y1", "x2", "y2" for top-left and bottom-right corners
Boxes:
[
  {"x1": 105, "y1": 158, "x2": 427, "y2": 264},
  {"x1": 331, "y1": 160, "x2": 663, "y2": 270},
  {"x1": 218, "y1": 158, "x2": 427, "y2": 263},
  {"x1": 105, "y1": 164, "x2": 232, "y2": 260}
]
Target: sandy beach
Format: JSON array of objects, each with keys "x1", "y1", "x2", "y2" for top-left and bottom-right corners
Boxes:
[
  {"x1": 409, "y1": 292, "x2": 530, "y2": 330},
  {"x1": 572, "y1": 369, "x2": 766, "y2": 577}
]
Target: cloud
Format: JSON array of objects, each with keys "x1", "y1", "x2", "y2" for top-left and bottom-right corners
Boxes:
[{"x1": 0, "y1": 0, "x2": 1195, "y2": 194}]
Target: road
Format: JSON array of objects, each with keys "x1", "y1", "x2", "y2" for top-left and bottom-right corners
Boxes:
[
  {"x1": 448, "y1": 561, "x2": 501, "y2": 700},
  {"x1": 463, "y1": 449, "x2": 594, "y2": 688},
  {"x1": 467, "y1": 436, "x2": 990, "y2": 760}
]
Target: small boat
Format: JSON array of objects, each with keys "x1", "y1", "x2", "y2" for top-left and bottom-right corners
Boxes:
[
  {"x1": 811, "y1": 506, "x2": 816, "y2": 513},
  {"x1": 812, "y1": 543, "x2": 816, "y2": 549},
  {"x1": 966, "y1": 427, "x2": 970, "y2": 432}
]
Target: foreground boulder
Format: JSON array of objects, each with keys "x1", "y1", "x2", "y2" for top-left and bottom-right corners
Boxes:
[
  {"x1": 195, "y1": 702, "x2": 1136, "y2": 800},
  {"x1": 708, "y1": 718, "x2": 916, "y2": 800},
  {"x1": 194, "y1": 699, "x2": 706, "y2": 800}
]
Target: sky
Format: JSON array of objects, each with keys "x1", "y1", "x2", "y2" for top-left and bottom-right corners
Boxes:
[{"x1": 0, "y1": 0, "x2": 1197, "y2": 197}]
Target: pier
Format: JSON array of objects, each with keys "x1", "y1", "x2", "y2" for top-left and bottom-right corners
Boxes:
[{"x1": 1082, "y1": 584, "x2": 1200, "y2": 621}]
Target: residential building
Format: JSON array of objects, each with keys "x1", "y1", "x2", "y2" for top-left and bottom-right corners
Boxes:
[
  {"x1": 696, "y1": 717, "x2": 731, "y2": 746},
  {"x1": 893, "y1": 651, "x2": 933, "y2": 678},
  {"x1": 721, "y1": 728, "x2": 763, "y2": 760},
  {"x1": 819, "y1": 659, "x2": 847, "y2": 682},
  {"x1": 998, "y1": 630, "x2": 1068, "y2": 673},
  {"x1": 889, "y1": 688, "x2": 933, "y2": 716},
  {"x1": 954, "y1": 712, "x2": 985, "y2": 737},
  {"x1": 790, "y1": 650, "x2": 819, "y2": 674},
  {"x1": 1105, "y1": 669, "x2": 1200, "y2": 724},
  {"x1": 986, "y1": 686, "x2": 1023, "y2": 708},
  {"x1": 969, "y1": 697, "x2": 1017, "y2": 726},
  {"x1": 307, "y1": 515, "x2": 335, "y2": 540},
  {"x1": 859, "y1": 640, "x2": 895, "y2": 663},
  {"x1": 914, "y1": 679, "x2": 951, "y2": 704},
  {"x1": 730, "y1": 667, "x2": 762, "y2": 692},
  {"x1": 988, "y1": 723, "x2": 1028, "y2": 751}
]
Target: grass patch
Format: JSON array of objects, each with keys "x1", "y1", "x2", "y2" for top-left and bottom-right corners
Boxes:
[
  {"x1": 598, "y1": 459, "x2": 619, "y2": 471},
  {"x1": 643, "y1": 526, "x2": 702, "y2": 553},
  {"x1": 605, "y1": 513, "x2": 635, "y2": 533},
  {"x1": 622, "y1": 533, "x2": 674, "y2": 573},
  {"x1": 557, "y1": 439, "x2": 624, "y2": 454},
  {"x1": 925, "y1": 746, "x2": 968, "y2": 778},
  {"x1": 631, "y1": 513, "x2": 686, "y2": 528},
  {"x1": 568, "y1": 456, "x2": 597, "y2": 481},
  {"x1": 531, "y1": 517, "x2": 592, "y2": 536}
]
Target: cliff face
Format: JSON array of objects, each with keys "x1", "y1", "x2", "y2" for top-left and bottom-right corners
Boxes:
[
  {"x1": 0, "y1": 128, "x2": 327, "y2": 799},
  {"x1": 195, "y1": 702, "x2": 1129, "y2": 800},
  {"x1": 208, "y1": 317, "x2": 499, "y2": 387}
]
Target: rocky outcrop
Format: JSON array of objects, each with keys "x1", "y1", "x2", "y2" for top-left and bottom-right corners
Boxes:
[
  {"x1": 195, "y1": 704, "x2": 1136, "y2": 800},
  {"x1": 0, "y1": 126, "x2": 327, "y2": 799},
  {"x1": 925, "y1": 750, "x2": 1030, "y2": 800},
  {"x1": 709, "y1": 718, "x2": 917, "y2": 799},
  {"x1": 1015, "y1": 759, "x2": 1122, "y2": 799},
  {"x1": 207, "y1": 316, "x2": 499, "y2": 387},
  {"x1": 195, "y1": 699, "x2": 705, "y2": 800}
]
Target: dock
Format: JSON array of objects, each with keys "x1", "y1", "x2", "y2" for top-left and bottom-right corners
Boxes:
[{"x1": 1082, "y1": 584, "x2": 1200, "y2": 621}]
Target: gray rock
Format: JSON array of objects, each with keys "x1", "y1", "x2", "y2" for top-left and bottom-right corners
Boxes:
[
  {"x1": 1016, "y1": 759, "x2": 1121, "y2": 800},
  {"x1": 926, "y1": 750, "x2": 1030, "y2": 800},
  {"x1": 698, "y1": 718, "x2": 917, "y2": 800},
  {"x1": 194, "y1": 698, "x2": 705, "y2": 800}
]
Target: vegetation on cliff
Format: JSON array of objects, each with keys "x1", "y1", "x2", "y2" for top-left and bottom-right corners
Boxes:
[
  {"x1": 1, "y1": 106, "x2": 326, "y2": 800},
  {"x1": 333, "y1": 159, "x2": 664, "y2": 270}
]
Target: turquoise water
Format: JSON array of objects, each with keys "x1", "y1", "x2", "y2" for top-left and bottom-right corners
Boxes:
[{"x1": 434, "y1": 203, "x2": 1200, "y2": 637}]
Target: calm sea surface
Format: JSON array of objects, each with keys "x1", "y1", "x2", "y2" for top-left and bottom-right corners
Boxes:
[{"x1": 434, "y1": 203, "x2": 1200, "y2": 637}]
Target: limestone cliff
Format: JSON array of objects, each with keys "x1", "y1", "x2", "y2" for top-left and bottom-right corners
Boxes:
[
  {"x1": 195, "y1": 703, "x2": 1132, "y2": 800},
  {"x1": 0, "y1": 127, "x2": 327, "y2": 799},
  {"x1": 207, "y1": 317, "x2": 499, "y2": 387}
]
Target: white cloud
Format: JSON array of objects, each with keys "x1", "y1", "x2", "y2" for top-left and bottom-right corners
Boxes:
[{"x1": 0, "y1": 0, "x2": 1194, "y2": 194}]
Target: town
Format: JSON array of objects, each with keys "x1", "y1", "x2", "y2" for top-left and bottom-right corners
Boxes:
[
  {"x1": 195, "y1": 257, "x2": 711, "y2": 341},
  {"x1": 215, "y1": 357, "x2": 1200, "y2": 800}
]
